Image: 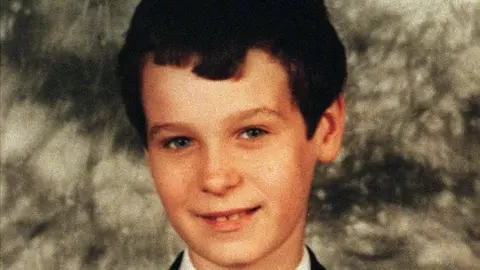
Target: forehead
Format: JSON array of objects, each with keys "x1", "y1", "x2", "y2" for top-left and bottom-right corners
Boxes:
[
  {"x1": 141, "y1": 48, "x2": 288, "y2": 86},
  {"x1": 140, "y1": 49, "x2": 295, "y2": 123}
]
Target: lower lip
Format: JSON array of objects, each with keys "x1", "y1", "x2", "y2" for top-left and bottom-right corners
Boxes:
[{"x1": 201, "y1": 208, "x2": 259, "y2": 232}]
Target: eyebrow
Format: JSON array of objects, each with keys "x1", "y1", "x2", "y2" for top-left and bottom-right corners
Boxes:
[
  {"x1": 148, "y1": 107, "x2": 286, "y2": 140},
  {"x1": 227, "y1": 107, "x2": 286, "y2": 122}
]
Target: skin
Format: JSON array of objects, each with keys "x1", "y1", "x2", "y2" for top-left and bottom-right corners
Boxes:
[{"x1": 142, "y1": 49, "x2": 344, "y2": 270}]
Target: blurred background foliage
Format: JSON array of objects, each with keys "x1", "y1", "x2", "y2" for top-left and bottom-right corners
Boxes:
[{"x1": 1, "y1": 0, "x2": 479, "y2": 269}]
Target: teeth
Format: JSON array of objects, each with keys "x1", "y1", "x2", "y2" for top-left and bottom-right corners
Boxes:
[
  {"x1": 213, "y1": 211, "x2": 248, "y2": 222},
  {"x1": 216, "y1": 216, "x2": 227, "y2": 222}
]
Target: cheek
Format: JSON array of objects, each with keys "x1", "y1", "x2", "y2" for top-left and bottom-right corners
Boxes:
[
  {"x1": 255, "y1": 144, "x2": 315, "y2": 203},
  {"x1": 148, "y1": 155, "x2": 196, "y2": 211}
]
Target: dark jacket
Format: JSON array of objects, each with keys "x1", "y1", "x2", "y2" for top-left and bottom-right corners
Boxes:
[{"x1": 169, "y1": 246, "x2": 326, "y2": 270}]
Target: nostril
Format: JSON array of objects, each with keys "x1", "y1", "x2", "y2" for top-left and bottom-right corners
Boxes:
[{"x1": 200, "y1": 170, "x2": 242, "y2": 196}]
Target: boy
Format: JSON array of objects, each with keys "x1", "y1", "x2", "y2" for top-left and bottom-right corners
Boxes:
[{"x1": 117, "y1": 0, "x2": 346, "y2": 269}]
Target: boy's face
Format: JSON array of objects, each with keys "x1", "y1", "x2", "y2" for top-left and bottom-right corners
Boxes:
[{"x1": 142, "y1": 49, "x2": 344, "y2": 268}]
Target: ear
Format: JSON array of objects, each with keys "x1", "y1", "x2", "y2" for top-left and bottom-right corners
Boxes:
[
  {"x1": 312, "y1": 94, "x2": 345, "y2": 163},
  {"x1": 144, "y1": 148, "x2": 152, "y2": 170}
]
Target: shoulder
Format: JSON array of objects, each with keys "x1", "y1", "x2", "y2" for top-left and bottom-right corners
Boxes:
[
  {"x1": 306, "y1": 246, "x2": 327, "y2": 270},
  {"x1": 169, "y1": 251, "x2": 184, "y2": 270}
]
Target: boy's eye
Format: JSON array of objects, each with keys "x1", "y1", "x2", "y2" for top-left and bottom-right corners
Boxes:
[
  {"x1": 239, "y1": 127, "x2": 268, "y2": 139},
  {"x1": 162, "y1": 137, "x2": 192, "y2": 149}
]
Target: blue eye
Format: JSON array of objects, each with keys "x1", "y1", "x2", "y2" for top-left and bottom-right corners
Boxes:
[
  {"x1": 239, "y1": 127, "x2": 268, "y2": 139},
  {"x1": 162, "y1": 137, "x2": 192, "y2": 149}
]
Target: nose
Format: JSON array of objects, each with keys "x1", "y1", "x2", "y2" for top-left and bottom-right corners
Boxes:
[{"x1": 200, "y1": 147, "x2": 242, "y2": 196}]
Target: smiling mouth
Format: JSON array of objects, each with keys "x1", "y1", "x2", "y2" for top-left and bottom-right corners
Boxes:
[
  {"x1": 199, "y1": 206, "x2": 261, "y2": 231},
  {"x1": 202, "y1": 206, "x2": 260, "y2": 222}
]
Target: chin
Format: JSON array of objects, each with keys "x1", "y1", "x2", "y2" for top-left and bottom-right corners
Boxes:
[
  {"x1": 205, "y1": 250, "x2": 260, "y2": 268},
  {"x1": 191, "y1": 239, "x2": 269, "y2": 268}
]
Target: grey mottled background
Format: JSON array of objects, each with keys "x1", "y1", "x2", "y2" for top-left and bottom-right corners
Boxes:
[{"x1": 1, "y1": 0, "x2": 479, "y2": 269}]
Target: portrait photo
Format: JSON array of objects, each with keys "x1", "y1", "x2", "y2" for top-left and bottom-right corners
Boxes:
[{"x1": 1, "y1": 0, "x2": 479, "y2": 269}]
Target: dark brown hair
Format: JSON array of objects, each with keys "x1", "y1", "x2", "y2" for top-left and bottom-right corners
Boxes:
[{"x1": 118, "y1": 0, "x2": 347, "y2": 147}]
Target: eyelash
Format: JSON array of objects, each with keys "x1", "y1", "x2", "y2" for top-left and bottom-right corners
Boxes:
[
  {"x1": 161, "y1": 136, "x2": 192, "y2": 149},
  {"x1": 239, "y1": 127, "x2": 269, "y2": 139},
  {"x1": 160, "y1": 127, "x2": 269, "y2": 150}
]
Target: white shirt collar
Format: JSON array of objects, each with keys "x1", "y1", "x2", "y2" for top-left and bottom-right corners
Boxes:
[
  {"x1": 179, "y1": 248, "x2": 195, "y2": 270},
  {"x1": 179, "y1": 246, "x2": 311, "y2": 270},
  {"x1": 297, "y1": 246, "x2": 311, "y2": 270}
]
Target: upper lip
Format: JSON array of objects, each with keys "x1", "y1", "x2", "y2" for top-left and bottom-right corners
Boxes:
[{"x1": 198, "y1": 206, "x2": 260, "y2": 218}]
